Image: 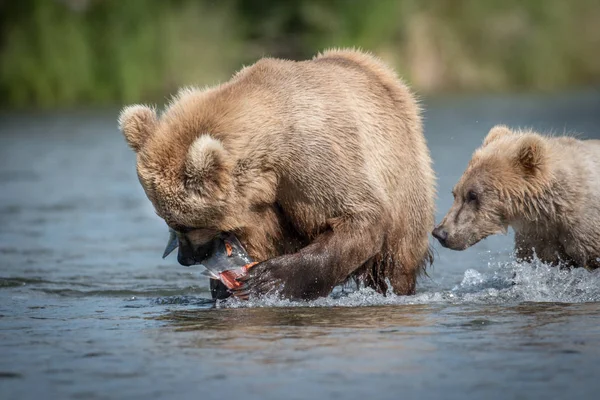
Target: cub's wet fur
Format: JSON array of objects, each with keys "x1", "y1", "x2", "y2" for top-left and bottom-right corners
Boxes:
[{"x1": 433, "y1": 125, "x2": 600, "y2": 270}]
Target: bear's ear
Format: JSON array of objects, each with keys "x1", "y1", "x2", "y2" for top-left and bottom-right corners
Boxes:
[
  {"x1": 184, "y1": 135, "x2": 232, "y2": 195},
  {"x1": 483, "y1": 125, "x2": 512, "y2": 146},
  {"x1": 515, "y1": 135, "x2": 547, "y2": 176},
  {"x1": 118, "y1": 105, "x2": 157, "y2": 152}
]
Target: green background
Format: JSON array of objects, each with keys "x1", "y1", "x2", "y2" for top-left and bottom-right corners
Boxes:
[{"x1": 2, "y1": 0, "x2": 599, "y2": 109}]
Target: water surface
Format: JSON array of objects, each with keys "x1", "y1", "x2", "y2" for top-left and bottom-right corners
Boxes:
[{"x1": 1, "y1": 91, "x2": 600, "y2": 399}]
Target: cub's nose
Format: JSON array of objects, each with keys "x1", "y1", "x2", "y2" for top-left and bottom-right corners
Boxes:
[{"x1": 432, "y1": 226, "x2": 448, "y2": 245}]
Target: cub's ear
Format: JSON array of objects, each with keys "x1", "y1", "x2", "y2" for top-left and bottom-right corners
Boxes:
[
  {"x1": 185, "y1": 135, "x2": 232, "y2": 195},
  {"x1": 118, "y1": 105, "x2": 157, "y2": 152},
  {"x1": 483, "y1": 125, "x2": 512, "y2": 146},
  {"x1": 515, "y1": 134, "x2": 547, "y2": 176}
]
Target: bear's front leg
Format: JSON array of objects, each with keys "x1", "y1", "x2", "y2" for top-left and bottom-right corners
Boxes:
[{"x1": 235, "y1": 223, "x2": 383, "y2": 300}]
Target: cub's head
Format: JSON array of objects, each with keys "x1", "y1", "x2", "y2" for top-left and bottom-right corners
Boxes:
[
  {"x1": 432, "y1": 125, "x2": 549, "y2": 250},
  {"x1": 118, "y1": 103, "x2": 237, "y2": 266}
]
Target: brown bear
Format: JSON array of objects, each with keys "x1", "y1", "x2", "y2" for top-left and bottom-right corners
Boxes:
[
  {"x1": 433, "y1": 125, "x2": 600, "y2": 270},
  {"x1": 119, "y1": 49, "x2": 435, "y2": 300}
]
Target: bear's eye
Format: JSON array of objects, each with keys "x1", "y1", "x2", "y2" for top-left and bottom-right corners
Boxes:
[{"x1": 466, "y1": 190, "x2": 478, "y2": 203}]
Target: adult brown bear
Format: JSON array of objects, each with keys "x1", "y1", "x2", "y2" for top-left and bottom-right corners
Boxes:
[{"x1": 119, "y1": 49, "x2": 435, "y2": 300}]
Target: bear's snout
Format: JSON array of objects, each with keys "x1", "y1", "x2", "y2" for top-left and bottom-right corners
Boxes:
[
  {"x1": 176, "y1": 237, "x2": 215, "y2": 267},
  {"x1": 432, "y1": 226, "x2": 449, "y2": 247}
]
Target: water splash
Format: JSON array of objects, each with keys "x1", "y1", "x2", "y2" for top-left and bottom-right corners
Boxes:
[
  {"x1": 508, "y1": 258, "x2": 600, "y2": 303},
  {"x1": 221, "y1": 256, "x2": 600, "y2": 308}
]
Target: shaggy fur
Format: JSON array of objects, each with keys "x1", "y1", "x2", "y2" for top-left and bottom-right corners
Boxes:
[
  {"x1": 119, "y1": 49, "x2": 436, "y2": 299},
  {"x1": 433, "y1": 125, "x2": 600, "y2": 270}
]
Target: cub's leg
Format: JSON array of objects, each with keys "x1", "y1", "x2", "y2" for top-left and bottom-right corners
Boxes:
[
  {"x1": 235, "y1": 219, "x2": 383, "y2": 300},
  {"x1": 514, "y1": 231, "x2": 537, "y2": 263},
  {"x1": 515, "y1": 231, "x2": 568, "y2": 266},
  {"x1": 514, "y1": 231, "x2": 561, "y2": 263}
]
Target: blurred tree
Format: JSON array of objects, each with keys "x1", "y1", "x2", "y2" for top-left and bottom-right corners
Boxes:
[{"x1": 0, "y1": 0, "x2": 599, "y2": 108}]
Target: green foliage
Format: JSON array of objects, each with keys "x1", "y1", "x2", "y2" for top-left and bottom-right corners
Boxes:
[
  {"x1": 1, "y1": 0, "x2": 599, "y2": 109},
  {"x1": 0, "y1": 0, "x2": 242, "y2": 108}
]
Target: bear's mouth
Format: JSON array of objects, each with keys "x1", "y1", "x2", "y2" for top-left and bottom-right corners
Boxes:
[
  {"x1": 162, "y1": 229, "x2": 252, "y2": 270},
  {"x1": 162, "y1": 229, "x2": 255, "y2": 300},
  {"x1": 438, "y1": 233, "x2": 485, "y2": 251},
  {"x1": 463, "y1": 226, "x2": 508, "y2": 249},
  {"x1": 162, "y1": 228, "x2": 216, "y2": 266}
]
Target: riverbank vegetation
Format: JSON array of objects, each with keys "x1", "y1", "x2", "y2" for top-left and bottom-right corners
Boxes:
[{"x1": 1, "y1": 0, "x2": 599, "y2": 108}]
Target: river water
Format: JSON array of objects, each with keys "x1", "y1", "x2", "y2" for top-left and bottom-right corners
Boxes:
[{"x1": 1, "y1": 91, "x2": 600, "y2": 399}]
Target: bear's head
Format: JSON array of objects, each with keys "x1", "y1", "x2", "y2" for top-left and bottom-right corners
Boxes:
[
  {"x1": 432, "y1": 125, "x2": 550, "y2": 250},
  {"x1": 118, "y1": 101, "x2": 239, "y2": 266}
]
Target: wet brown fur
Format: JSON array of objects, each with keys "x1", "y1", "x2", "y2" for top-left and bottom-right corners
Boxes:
[
  {"x1": 434, "y1": 125, "x2": 600, "y2": 270},
  {"x1": 119, "y1": 49, "x2": 436, "y2": 299}
]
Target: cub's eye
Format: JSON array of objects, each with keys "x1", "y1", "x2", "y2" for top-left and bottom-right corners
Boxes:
[{"x1": 466, "y1": 190, "x2": 478, "y2": 203}]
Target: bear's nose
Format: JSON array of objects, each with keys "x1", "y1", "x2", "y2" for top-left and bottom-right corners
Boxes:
[
  {"x1": 177, "y1": 252, "x2": 196, "y2": 266},
  {"x1": 432, "y1": 226, "x2": 448, "y2": 244}
]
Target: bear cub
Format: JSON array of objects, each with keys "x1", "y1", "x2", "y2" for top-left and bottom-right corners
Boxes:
[{"x1": 433, "y1": 125, "x2": 600, "y2": 270}]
